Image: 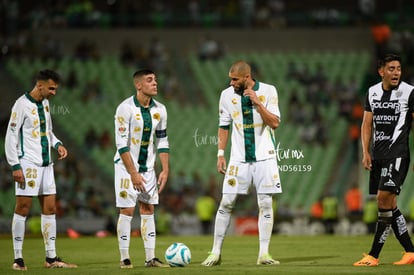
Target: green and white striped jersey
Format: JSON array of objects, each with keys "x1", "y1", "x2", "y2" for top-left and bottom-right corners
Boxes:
[
  {"x1": 114, "y1": 95, "x2": 169, "y2": 172},
  {"x1": 219, "y1": 80, "x2": 280, "y2": 162},
  {"x1": 5, "y1": 93, "x2": 62, "y2": 170}
]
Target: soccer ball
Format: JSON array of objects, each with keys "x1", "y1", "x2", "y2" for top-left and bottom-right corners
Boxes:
[{"x1": 164, "y1": 242, "x2": 191, "y2": 267}]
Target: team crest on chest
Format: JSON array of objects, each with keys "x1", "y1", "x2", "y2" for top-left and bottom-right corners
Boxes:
[
  {"x1": 153, "y1": 113, "x2": 160, "y2": 120},
  {"x1": 258, "y1": 95, "x2": 265, "y2": 103},
  {"x1": 395, "y1": 90, "x2": 402, "y2": 98}
]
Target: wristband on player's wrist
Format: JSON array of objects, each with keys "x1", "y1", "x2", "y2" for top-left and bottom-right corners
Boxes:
[{"x1": 217, "y1": 149, "x2": 224, "y2": 157}]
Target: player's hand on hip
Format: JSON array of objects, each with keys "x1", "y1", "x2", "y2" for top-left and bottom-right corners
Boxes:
[{"x1": 217, "y1": 157, "x2": 227, "y2": 174}]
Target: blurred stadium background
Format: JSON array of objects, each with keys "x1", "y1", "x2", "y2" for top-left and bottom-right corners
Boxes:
[{"x1": 1, "y1": 0, "x2": 414, "y2": 236}]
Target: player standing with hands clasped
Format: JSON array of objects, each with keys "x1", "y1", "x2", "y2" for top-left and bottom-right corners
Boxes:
[
  {"x1": 114, "y1": 69, "x2": 170, "y2": 268},
  {"x1": 5, "y1": 69, "x2": 77, "y2": 270},
  {"x1": 354, "y1": 54, "x2": 414, "y2": 266},
  {"x1": 201, "y1": 60, "x2": 282, "y2": 266}
]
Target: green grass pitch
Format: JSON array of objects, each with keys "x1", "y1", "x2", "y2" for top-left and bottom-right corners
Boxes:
[{"x1": 0, "y1": 234, "x2": 412, "y2": 274}]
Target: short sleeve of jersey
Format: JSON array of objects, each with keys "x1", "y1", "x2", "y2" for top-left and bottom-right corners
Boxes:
[
  {"x1": 219, "y1": 91, "x2": 232, "y2": 127},
  {"x1": 408, "y1": 88, "x2": 414, "y2": 113},
  {"x1": 364, "y1": 92, "x2": 372, "y2": 112},
  {"x1": 114, "y1": 102, "x2": 131, "y2": 152},
  {"x1": 155, "y1": 104, "x2": 169, "y2": 151},
  {"x1": 267, "y1": 85, "x2": 281, "y2": 119}
]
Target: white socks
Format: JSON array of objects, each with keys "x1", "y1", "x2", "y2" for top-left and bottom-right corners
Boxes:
[
  {"x1": 117, "y1": 214, "x2": 132, "y2": 261},
  {"x1": 13, "y1": 214, "x2": 59, "y2": 259},
  {"x1": 41, "y1": 214, "x2": 57, "y2": 259},
  {"x1": 258, "y1": 194, "x2": 274, "y2": 256},
  {"x1": 12, "y1": 213, "x2": 26, "y2": 259},
  {"x1": 141, "y1": 214, "x2": 156, "y2": 261},
  {"x1": 211, "y1": 194, "x2": 236, "y2": 255},
  {"x1": 117, "y1": 214, "x2": 157, "y2": 262}
]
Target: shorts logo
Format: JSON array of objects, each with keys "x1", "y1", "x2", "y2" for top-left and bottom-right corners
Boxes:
[
  {"x1": 227, "y1": 178, "x2": 236, "y2": 187},
  {"x1": 120, "y1": 191, "x2": 127, "y2": 199},
  {"x1": 384, "y1": 179, "x2": 396, "y2": 187},
  {"x1": 27, "y1": 180, "x2": 35, "y2": 188}
]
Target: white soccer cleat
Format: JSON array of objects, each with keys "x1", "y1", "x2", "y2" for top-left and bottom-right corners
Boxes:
[
  {"x1": 257, "y1": 254, "x2": 280, "y2": 265},
  {"x1": 201, "y1": 252, "x2": 221, "y2": 266}
]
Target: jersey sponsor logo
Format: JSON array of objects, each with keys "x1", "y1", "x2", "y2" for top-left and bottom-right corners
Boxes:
[
  {"x1": 232, "y1": 98, "x2": 237, "y2": 104},
  {"x1": 371, "y1": 101, "x2": 400, "y2": 113},
  {"x1": 373, "y1": 114, "x2": 399, "y2": 122},
  {"x1": 374, "y1": 131, "x2": 391, "y2": 141},
  {"x1": 131, "y1": 138, "x2": 139, "y2": 145},
  {"x1": 117, "y1": 116, "x2": 125, "y2": 125},
  {"x1": 32, "y1": 130, "x2": 39, "y2": 138},
  {"x1": 227, "y1": 178, "x2": 236, "y2": 187},
  {"x1": 232, "y1": 111, "x2": 240, "y2": 119},
  {"x1": 243, "y1": 123, "x2": 263, "y2": 129}
]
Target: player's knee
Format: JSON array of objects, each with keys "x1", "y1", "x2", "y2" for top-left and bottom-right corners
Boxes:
[
  {"x1": 219, "y1": 194, "x2": 236, "y2": 212},
  {"x1": 257, "y1": 194, "x2": 272, "y2": 211}
]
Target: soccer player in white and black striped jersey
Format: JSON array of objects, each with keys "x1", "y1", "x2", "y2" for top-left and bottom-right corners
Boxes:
[{"x1": 354, "y1": 54, "x2": 414, "y2": 266}]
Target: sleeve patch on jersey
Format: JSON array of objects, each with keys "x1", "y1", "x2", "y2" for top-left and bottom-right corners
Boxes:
[{"x1": 156, "y1": 129, "x2": 167, "y2": 138}]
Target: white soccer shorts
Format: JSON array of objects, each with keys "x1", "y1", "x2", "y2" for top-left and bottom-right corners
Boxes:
[
  {"x1": 114, "y1": 163, "x2": 159, "y2": 208},
  {"x1": 15, "y1": 159, "x2": 56, "y2": 196},
  {"x1": 222, "y1": 157, "x2": 282, "y2": 194}
]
